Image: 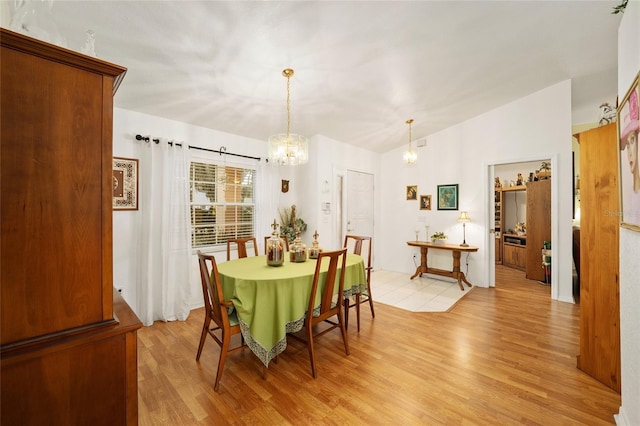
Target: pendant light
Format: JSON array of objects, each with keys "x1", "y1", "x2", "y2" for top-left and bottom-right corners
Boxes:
[
  {"x1": 268, "y1": 68, "x2": 309, "y2": 166},
  {"x1": 403, "y1": 118, "x2": 417, "y2": 164}
]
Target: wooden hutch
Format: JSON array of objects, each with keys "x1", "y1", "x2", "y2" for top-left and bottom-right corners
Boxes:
[{"x1": 1, "y1": 29, "x2": 142, "y2": 424}]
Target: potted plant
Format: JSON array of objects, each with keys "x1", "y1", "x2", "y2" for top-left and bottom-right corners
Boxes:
[
  {"x1": 431, "y1": 231, "x2": 447, "y2": 244},
  {"x1": 279, "y1": 204, "x2": 307, "y2": 243}
]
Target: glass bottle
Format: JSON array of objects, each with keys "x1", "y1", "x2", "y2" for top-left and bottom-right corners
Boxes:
[
  {"x1": 266, "y1": 219, "x2": 284, "y2": 267},
  {"x1": 308, "y1": 230, "x2": 322, "y2": 259},
  {"x1": 289, "y1": 229, "x2": 307, "y2": 263}
]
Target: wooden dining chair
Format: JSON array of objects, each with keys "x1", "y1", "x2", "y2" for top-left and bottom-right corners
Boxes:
[
  {"x1": 289, "y1": 248, "x2": 350, "y2": 378},
  {"x1": 343, "y1": 235, "x2": 374, "y2": 332},
  {"x1": 196, "y1": 251, "x2": 246, "y2": 391},
  {"x1": 226, "y1": 237, "x2": 258, "y2": 261},
  {"x1": 263, "y1": 235, "x2": 289, "y2": 254}
]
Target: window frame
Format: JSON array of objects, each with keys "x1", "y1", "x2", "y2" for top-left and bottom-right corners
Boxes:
[{"x1": 189, "y1": 159, "x2": 256, "y2": 250}]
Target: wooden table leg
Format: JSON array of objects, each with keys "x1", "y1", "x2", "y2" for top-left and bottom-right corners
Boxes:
[
  {"x1": 452, "y1": 251, "x2": 463, "y2": 290},
  {"x1": 460, "y1": 274, "x2": 473, "y2": 288},
  {"x1": 410, "y1": 246, "x2": 428, "y2": 279},
  {"x1": 452, "y1": 250, "x2": 473, "y2": 290}
]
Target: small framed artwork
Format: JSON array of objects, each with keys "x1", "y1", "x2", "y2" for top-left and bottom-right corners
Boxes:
[
  {"x1": 437, "y1": 184, "x2": 458, "y2": 210},
  {"x1": 617, "y1": 71, "x2": 640, "y2": 231},
  {"x1": 281, "y1": 179, "x2": 289, "y2": 193},
  {"x1": 420, "y1": 195, "x2": 432, "y2": 210},
  {"x1": 406, "y1": 185, "x2": 417, "y2": 200},
  {"x1": 113, "y1": 157, "x2": 138, "y2": 210}
]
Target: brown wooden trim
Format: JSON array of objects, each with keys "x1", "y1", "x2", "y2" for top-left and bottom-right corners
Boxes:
[
  {"x1": 0, "y1": 28, "x2": 127, "y2": 94},
  {"x1": 1, "y1": 291, "x2": 141, "y2": 364},
  {"x1": 103, "y1": 76, "x2": 115, "y2": 320}
]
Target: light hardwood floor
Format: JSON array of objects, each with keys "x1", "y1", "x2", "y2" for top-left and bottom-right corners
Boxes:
[{"x1": 137, "y1": 266, "x2": 620, "y2": 425}]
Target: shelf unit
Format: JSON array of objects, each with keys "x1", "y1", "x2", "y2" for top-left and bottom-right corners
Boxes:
[
  {"x1": 494, "y1": 189, "x2": 502, "y2": 263},
  {"x1": 503, "y1": 233, "x2": 527, "y2": 270},
  {"x1": 496, "y1": 185, "x2": 526, "y2": 269}
]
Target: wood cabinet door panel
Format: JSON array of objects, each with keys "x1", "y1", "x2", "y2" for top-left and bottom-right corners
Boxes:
[
  {"x1": 576, "y1": 123, "x2": 620, "y2": 392},
  {"x1": 1, "y1": 47, "x2": 104, "y2": 344},
  {"x1": 525, "y1": 180, "x2": 551, "y2": 281}
]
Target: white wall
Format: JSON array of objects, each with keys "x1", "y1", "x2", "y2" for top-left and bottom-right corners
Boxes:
[
  {"x1": 112, "y1": 108, "x2": 382, "y2": 312},
  {"x1": 616, "y1": 2, "x2": 639, "y2": 425},
  {"x1": 379, "y1": 80, "x2": 574, "y2": 302},
  {"x1": 303, "y1": 134, "x2": 381, "y2": 252},
  {"x1": 112, "y1": 108, "x2": 275, "y2": 310}
]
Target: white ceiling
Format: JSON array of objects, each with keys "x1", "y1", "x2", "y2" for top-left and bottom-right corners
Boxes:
[{"x1": 3, "y1": 1, "x2": 622, "y2": 153}]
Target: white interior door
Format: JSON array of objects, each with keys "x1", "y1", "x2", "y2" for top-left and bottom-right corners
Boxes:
[{"x1": 346, "y1": 170, "x2": 374, "y2": 240}]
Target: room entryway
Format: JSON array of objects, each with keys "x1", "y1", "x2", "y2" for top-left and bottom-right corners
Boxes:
[{"x1": 489, "y1": 160, "x2": 553, "y2": 294}]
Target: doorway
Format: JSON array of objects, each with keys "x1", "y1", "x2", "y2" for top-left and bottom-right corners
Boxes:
[
  {"x1": 346, "y1": 170, "x2": 374, "y2": 237},
  {"x1": 489, "y1": 159, "x2": 553, "y2": 293}
]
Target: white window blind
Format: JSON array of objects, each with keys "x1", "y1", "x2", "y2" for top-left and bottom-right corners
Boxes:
[{"x1": 190, "y1": 161, "x2": 255, "y2": 248}]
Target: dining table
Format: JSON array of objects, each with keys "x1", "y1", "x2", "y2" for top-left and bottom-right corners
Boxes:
[{"x1": 216, "y1": 253, "x2": 366, "y2": 368}]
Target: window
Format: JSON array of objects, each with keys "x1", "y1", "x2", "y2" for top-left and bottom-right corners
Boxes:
[{"x1": 190, "y1": 161, "x2": 255, "y2": 248}]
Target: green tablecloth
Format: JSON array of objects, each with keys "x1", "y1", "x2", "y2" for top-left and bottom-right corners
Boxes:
[{"x1": 217, "y1": 253, "x2": 366, "y2": 367}]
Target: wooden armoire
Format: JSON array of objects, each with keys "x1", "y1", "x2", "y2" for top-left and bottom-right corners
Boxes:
[
  {"x1": 575, "y1": 123, "x2": 620, "y2": 393},
  {"x1": 1, "y1": 28, "x2": 142, "y2": 424},
  {"x1": 525, "y1": 179, "x2": 551, "y2": 282}
]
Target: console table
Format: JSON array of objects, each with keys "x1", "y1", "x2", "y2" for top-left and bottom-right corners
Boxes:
[{"x1": 407, "y1": 241, "x2": 479, "y2": 290}]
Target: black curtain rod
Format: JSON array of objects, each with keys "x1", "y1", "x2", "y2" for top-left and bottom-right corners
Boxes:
[{"x1": 135, "y1": 134, "x2": 262, "y2": 161}]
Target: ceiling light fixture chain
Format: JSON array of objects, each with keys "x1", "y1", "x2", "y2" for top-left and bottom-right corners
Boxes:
[
  {"x1": 284, "y1": 68, "x2": 293, "y2": 138},
  {"x1": 403, "y1": 118, "x2": 417, "y2": 164}
]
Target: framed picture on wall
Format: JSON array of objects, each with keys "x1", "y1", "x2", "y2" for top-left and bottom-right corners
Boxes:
[
  {"x1": 113, "y1": 157, "x2": 138, "y2": 210},
  {"x1": 437, "y1": 184, "x2": 458, "y2": 210},
  {"x1": 617, "y1": 71, "x2": 640, "y2": 231},
  {"x1": 419, "y1": 195, "x2": 432, "y2": 210},
  {"x1": 406, "y1": 185, "x2": 417, "y2": 200}
]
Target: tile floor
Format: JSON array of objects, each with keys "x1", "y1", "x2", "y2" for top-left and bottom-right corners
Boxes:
[{"x1": 369, "y1": 269, "x2": 473, "y2": 312}]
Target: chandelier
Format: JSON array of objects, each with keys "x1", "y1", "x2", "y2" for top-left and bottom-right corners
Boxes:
[
  {"x1": 403, "y1": 118, "x2": 417, "y2": 164},
  {"x1": 268, "y1": 68, "x2": 309, "y2": 166}
]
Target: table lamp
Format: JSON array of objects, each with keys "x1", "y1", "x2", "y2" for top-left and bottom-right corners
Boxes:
[{"x1": 457, "y1": 211, "x2": 471, "y2": 247}]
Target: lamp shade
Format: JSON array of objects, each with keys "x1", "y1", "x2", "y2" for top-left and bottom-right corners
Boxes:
[
  {"x1": 268, "y1": 133, "x2": 308, "y2": 165},
  {"x1": 457, "y1": 211, "x2": 471, "y2": 223},
  {"x1": 403, "y1": 149, "x2": 417, "y2": 164}
]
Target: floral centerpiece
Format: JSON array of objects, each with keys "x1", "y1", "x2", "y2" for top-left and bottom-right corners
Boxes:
[
  {"x1": 431, "y1": 231, "x2": 447, "y2": 244},
  {"x1": 279, "y1": 204, "x2": 307, "y2": 243}
]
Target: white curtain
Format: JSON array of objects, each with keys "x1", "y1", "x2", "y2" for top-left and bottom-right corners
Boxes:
[
  {"x1": 135, "y1": 141, "x2": 192, "y2": 326},
  {"x1": 256, "y1": 161, "x2": 280, "y2": 245}
]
